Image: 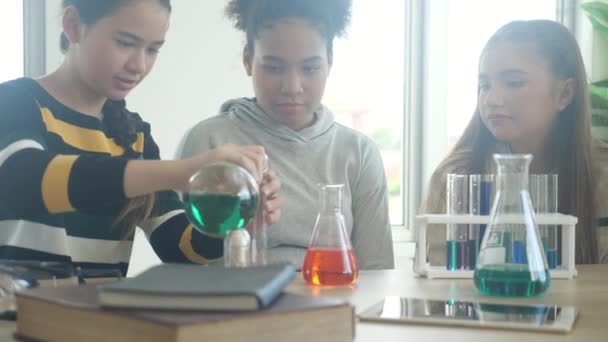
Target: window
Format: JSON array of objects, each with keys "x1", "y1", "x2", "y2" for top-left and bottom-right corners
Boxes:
[
  {"x1": 0, "y1": 2, "x2": 24, "y2": 82},
  {"x1": 325, "y1": 0, "x2": 406, "y2": 226},
  {"x1": 326, "y1": 0, "x2": 567, "y2": 231}
]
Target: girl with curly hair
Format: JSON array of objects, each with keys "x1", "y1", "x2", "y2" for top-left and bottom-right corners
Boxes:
[{"x1": 177, "y1": 0, "x2": 394, "y2": 269}]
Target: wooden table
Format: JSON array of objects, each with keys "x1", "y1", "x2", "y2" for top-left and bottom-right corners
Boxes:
[
  {"x1": 285, "y1": 265, "x2": 608, "y2": 341},
  {"x1": 0, "y1": 265, "x2": 606, "y2": 341}
]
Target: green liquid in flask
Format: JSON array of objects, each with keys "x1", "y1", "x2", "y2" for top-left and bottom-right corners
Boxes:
[
  {"x1": 474, "y1": 264, "x2": 550, "y2": 297},
  {"x1": 183, "y1": 192, "x2": 258, "y2": 237}
]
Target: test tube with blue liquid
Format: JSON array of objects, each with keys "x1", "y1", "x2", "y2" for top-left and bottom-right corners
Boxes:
[
  {"x1": 446, "y1": 174, "x2": 469, "y2": 270},
  {"x1": 528, "y1": 174, "x2": 559, "y2": 268},
  {"x1": 469, "y1": 175, "x2": 494, "y2": 268},
  {"x1": 531, "y1": 174, "x2": 548, "y2": 264},
  {"x1": 519, "y1": 174, "x2": 548, "y2": 265},
  {"x1": 546, "y1": 174, "x2": 558, "y2": 269}
]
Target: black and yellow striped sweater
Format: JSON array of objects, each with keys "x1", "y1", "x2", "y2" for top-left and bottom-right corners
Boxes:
[{"x1": 0, "y1": 78, "x2": 222, "y2": 275}]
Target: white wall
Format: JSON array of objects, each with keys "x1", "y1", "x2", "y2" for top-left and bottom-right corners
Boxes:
[{"x1": 45, "y1": 1, "x2": 253, "y2": 275}]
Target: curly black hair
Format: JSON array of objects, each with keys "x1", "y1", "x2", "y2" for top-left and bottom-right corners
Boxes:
[{"x1": 225, "y1": 0, "x2": 352, "y2": 55}]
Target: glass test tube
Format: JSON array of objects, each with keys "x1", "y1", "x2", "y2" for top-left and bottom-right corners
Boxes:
[
  {"x1": 251, "y1": 190, "x2": 268, "y2": 266},
  {"x1": 546, "y1": 174, "x2": 558, "y2": 269},
  {"x1": 446, "y1": 174, "x2": 469, "y2": 270},
  {"x1": 469, "y1": 174, "x2": 494, "y2": 268},
  {"x1": 525, "y1": 174, "x2": 549, "y2": 265}
]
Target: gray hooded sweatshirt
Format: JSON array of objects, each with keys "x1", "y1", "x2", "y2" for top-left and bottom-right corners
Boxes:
[{"x1": 175, "y1": 98, "x2": 394, "y2": 269}]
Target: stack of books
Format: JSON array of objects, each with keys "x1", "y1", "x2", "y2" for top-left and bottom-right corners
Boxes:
[{"x1": 15, "y1": 264, "x2": 355, "y2": 342}]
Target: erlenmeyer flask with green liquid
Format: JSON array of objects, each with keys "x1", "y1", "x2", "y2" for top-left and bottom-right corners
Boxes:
[{"x1": 474, "y1": 154, "x2": 550, "y2": 297}]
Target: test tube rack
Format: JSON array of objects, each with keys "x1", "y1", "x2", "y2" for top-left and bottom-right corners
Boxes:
[{"x1": 413, "y1": 213, "x2": 577, "y2": 279}]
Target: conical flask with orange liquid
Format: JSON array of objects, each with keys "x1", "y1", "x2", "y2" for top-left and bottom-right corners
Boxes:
[{"x1": 302, "y1": 184, "x2": 358, "y2": 286}]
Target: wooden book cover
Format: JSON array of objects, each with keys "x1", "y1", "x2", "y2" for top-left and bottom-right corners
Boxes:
[{"x1": 15, "y1": 284, "x2": 355, "y2": 342}]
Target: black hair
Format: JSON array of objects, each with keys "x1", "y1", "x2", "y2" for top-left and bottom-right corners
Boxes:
[
  {"x1": 60, "y1": 0, "x2": 171, "y2": 52},
  {"x1": 60, "y1": 0, "x2": 171, "y2": 157},
  {"x1": 101, "y1": 100, "x2": 143, "y2": 157},
  {"x1": 59, "y1": 0, "x2": 171, "y2": 233},
  {"x1": 225, "y1": 0, "x2": 351, "y2": 56}
]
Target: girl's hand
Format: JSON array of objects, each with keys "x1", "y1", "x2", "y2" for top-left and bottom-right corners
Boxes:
[
  {"x1": 188, "y1": 144, "x2": 268, "y2": 184},
  {"x1": 124, "y1": 145, "x2": 272, "y2": 198},
  {"x1": 184, "y1": 144, "x2": 281, "y2": 225},
  {"x1": 260, "y1": 169, "x2": 282, "y2": 225}
]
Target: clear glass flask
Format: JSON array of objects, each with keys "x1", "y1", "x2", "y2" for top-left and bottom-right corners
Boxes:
[
  {"x1": 474, "y1": 154, "x2": 550, "y2": 297},
  {"x1": 302, "y1": 184, "x2": 358, "y2": 286},
  {"x1": 182, "y1": 162, "x2": 259, "y2": 267},
  {"x1": 250, "y1": 189, "x2": 268, "y2": 266}
]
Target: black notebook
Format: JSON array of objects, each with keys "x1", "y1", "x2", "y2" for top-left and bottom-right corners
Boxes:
[{"x1": 97, "y1": 263, "x2": 296, "y2": 311}]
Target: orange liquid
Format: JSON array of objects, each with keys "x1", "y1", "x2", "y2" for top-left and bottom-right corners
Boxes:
[{"x1": 302, "y1": 248, "x2": 358, "y2": 286}]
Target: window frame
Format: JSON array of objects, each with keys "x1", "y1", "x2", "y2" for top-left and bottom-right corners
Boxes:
[
  {"x1": 398, "y1": 0, "x2": 425, "y2": 238},
  {"x1": 403, "y1": 0, "x2": 577, "y2": 235},
  {"x1": 23, "y1": 0, "x2": 46, "y2": 78}
]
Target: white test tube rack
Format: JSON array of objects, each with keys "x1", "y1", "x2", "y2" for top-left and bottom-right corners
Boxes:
[{"x1": 413, "y1": 213, "x2": 578, "y2": 279}]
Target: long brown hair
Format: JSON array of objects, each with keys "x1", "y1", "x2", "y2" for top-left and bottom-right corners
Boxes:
[
  {"x1": 102, "y1": 101, "x2": 156, "y2": 237},
  {"x1": 60, "y1": 0, "x2": 172, "y2": 237},
  {"x1": 422, "y1": 20, "x2": 598, "y2": 263}
]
